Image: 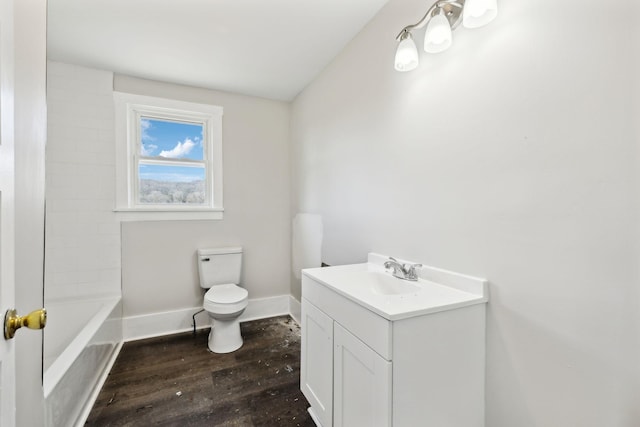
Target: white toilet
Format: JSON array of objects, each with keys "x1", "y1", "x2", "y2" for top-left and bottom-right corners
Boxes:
[{"x1": 197, "y1": 247, "x2": 249, "y2": 353}]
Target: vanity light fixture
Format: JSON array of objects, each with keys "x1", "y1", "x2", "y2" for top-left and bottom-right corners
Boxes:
[
  {"x1": 394, "y1": 0, "x2": 497, "y2": 72},
  {"x1": 424, "y1": 9, "x2": 452, "y2": 53},
  {"x1": 394, "y1": 31, "x2": 420, "y2": 72}
]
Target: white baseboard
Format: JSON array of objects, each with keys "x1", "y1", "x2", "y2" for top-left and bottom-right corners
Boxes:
[
  {"x1": 289, "y1": 295, "x2": 301, "y2": 325},
  {"x1": 123, "y1": 294, "x2": 291, "y2": 342},
  {"x1": 239, "y1": 294, "x2": 290, "y2": 323}
]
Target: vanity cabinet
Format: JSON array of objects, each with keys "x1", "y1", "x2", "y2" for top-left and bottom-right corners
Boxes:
[
  {"x1": 301, "y1": 298, "x2": 391, "y2": 427},
  {"x1": 301, "y1": 255, "x2": 488, "y2": 427},
  {"x1": 333, "y1": 322, "x2": 391, "y2": 427},
  {"x1": 300, "y1": 299, "x2": 333, "y2": 427}
]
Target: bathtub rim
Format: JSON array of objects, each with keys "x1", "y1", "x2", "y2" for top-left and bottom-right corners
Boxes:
[{"x1": 43, "y1": 295, "x2": 121, "y2": 397}]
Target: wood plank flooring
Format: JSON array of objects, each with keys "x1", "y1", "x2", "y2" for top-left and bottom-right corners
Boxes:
[{"x1": 86, "y1": 316, "x2": 314, "y2": 426}]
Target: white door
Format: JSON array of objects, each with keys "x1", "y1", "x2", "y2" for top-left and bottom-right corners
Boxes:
[
  {"x1": 13, "y1": 0, "x2": 47, "y2": 424},
  {"x1": 333, "y1": 323, "x2": 392, "y2": 427},
  {"x1": 0, "y1": 0, "x2": 17, "y2": 424},
  {"x1": 301, "y1": 299, "x2": 334, "y2": 427}
]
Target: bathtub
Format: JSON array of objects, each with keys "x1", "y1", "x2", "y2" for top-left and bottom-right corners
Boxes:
[{"x1": 43, "y1": 296, "x2": 122, "y2": 427}]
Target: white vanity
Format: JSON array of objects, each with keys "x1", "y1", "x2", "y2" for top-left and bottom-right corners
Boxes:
[{"x1": 300, "y1": 253, "x2": 488, "y2": 427}]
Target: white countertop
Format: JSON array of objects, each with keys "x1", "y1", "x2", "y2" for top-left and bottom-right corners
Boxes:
[{"x1": 302, "y1": 253, "x2": 488, "y2": 321}]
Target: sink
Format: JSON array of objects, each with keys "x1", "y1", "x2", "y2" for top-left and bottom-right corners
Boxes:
[
  {"x1": 358, "y1": 271, "x2": 422, "y2": 296},
  {"x1": 302, "y1": 253, "x2": 488, "y2": 320}
]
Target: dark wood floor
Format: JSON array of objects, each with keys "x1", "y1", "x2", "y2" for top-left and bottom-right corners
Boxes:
[{"x1": 86, "y1": 316, "x2": 314, "y2": 426}]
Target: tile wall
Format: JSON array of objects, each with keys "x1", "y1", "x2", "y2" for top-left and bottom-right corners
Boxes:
[{"x1": 45, "y1": 61, "x2": 121, "y2": 301}]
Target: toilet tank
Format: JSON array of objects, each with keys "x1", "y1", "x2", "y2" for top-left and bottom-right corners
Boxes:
[{"x1": 197, "y1": 247, "x2": 242, "y2": 288}]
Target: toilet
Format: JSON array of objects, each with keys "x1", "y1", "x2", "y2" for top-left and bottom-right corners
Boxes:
[{"x1": 197, "y1": 247, "x2": 249, "y2": 353}]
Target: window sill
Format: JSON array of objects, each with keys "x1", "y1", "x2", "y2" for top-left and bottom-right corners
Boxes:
[{"x1": 114, "y1": 207, "x2": 224, "y2": 222}]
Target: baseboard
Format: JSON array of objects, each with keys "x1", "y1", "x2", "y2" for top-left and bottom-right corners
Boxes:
[
  {"x1": 239, "y1": 294, "x2": 290, "y2": 323},
  {"x1": 123, "y1": 294, "x2": 291, "y2": 342},
  {"x1": 289, "y1": 295, "x2": 301, "y2": 325}
]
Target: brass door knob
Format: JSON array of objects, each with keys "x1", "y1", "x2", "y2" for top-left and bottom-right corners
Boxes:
[{"x1": 4, "y1": 308, "x2": 47, "y2": 340}]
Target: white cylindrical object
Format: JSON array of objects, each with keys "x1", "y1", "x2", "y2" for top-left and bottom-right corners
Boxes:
[{"x1": 208, "y1": 319, "x2": 243, "y2": 353}]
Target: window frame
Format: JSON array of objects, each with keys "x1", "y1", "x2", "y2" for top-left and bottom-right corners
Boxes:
[
  {"x1": 134, "y1": 111, "x2": 209, "y2": 207},
  {"x1": 114, "y1": 92, "x2": 224, "y2": 221}
]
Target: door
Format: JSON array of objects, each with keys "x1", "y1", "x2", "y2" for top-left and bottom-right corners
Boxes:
[
  {"x1": 0, "y1": 1, "x2": 46, "y2": 425},
  {"x1": 14, "y1": 0, "x2": 47, "y2": 425},
  {"x1": 333, "y1": 323, "x2": 392, "y2": 427},
  {"x1": 0, "y1": 0, "x2": 17, "y2": 424},
  {"x1": 301, "y1": 299, "x2": 334, "y2": 427}
]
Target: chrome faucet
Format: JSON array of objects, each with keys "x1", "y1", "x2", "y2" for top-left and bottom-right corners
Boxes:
[{"x1": 383, "y1": 257, "x2": 422, "y2": 281}]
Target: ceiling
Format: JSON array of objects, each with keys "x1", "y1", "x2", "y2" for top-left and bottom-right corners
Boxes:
[{"x1": 47, "y1": 0, "x2": 389, "y2": 101}]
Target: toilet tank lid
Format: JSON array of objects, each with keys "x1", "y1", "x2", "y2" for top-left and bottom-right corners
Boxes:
[{"x1": 198, "y1": 247, "x2": 242, "y2": 256}]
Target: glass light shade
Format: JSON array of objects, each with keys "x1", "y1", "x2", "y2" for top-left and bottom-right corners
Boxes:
[
  {"x1": 463, "y1": 0, "x2": 498, "y2": 28},
  {"x1": 424, "y1": 13, "x2": 452, "y2": 53},
  {"x1": 394, "y1": 34, "x2": 419, "y2": 72}
]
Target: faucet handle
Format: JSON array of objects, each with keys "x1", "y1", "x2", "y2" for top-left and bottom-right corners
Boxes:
[
  {"x1": 403, "y1": 263, "x2": 422, "y2": 279},
  {"x1": 384, "y1": 257, "x2": 400, "y2": 268},
  {"x1": 383, "y1": 257, "x2": 421, "y2": 280}
]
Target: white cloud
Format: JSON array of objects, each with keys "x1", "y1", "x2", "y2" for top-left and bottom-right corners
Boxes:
[
  {"x1": 141, "y1": 143, "x2": 158, "y2": 156},
  {"x1": 159, "y1": 138, "x2": 196, "y2": 158},
  {"x1": 141, "y1": 119, "x2": 155, "y2": 142}
]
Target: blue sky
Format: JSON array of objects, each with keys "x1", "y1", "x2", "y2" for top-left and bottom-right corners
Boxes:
[
  {"x1": 140, "y1": 118, "x2": 205, "y2": 182},
  {"x1": 140, "y1": 118, "x2": 204, "y2": 160},
  {"x1": 139, "y1": 164, "x2": 205, "y2": 183}
]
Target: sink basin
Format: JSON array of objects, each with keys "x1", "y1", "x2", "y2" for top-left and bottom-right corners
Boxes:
[
  {"x1": 361, "y1": 271, "x2": 422, "y2": 296},
  {"x1": 302, "y1": 253, "x2": 488, "y2": 320}
]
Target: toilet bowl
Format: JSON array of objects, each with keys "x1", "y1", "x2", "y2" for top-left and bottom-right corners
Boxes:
[
  {"x1": 204, "y1": 284, "x2": 248, "y2": 353},
  {"x1": 197, "y1": 247, "x2": 249, "y2": 354}
]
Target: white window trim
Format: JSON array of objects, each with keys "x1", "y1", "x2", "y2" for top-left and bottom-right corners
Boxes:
[{"x1": 114, "y1": 92, "x2": 224, "y2": 221}]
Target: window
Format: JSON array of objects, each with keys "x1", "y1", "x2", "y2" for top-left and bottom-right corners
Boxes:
[
  {"x1": 137, "y1": 118, "x2": 206, "y2": 205},
  {"x1": 114, "y1": 93, "x2": 223, "y2": 220}
]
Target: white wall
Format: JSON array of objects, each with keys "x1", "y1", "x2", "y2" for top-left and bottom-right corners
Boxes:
[
  {"x1": 291, "y1": 0, "x2": 640, "y2": 425},
  {"x1": 114, "y1": 76, "x2": 291, "y2": 318},
  {"x1": 45, "y1": 64, "x2": 291, "y2": 321},
  {"x1": 46, "y1": 62, "x2": 121, "y2": 301}
]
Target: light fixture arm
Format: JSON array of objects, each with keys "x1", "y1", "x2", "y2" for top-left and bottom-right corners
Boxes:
[{"x1": 395, "y1": 0, "x2": 465, "y2": 41}]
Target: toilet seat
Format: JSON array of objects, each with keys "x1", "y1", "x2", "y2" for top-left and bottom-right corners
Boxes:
[
  {"x1": 206, "y1": 283, "x2": 248, "y2": 303},
  {"x1": 204, "y1": 284, "x2": 248, "y2": 314}
]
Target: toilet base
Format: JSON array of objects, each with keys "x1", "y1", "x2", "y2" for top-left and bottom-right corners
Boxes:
[{"x1": 208, "y1": 318, "x2": 243, "y2": 353}]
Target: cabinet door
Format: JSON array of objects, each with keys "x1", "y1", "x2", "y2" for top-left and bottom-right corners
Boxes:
[
  {"x1": 301, "y1": 299, "x2": 334, "y2": 427},
  {"x1": 333, "y1": 323, "x2": 392, "y2": 427}
]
